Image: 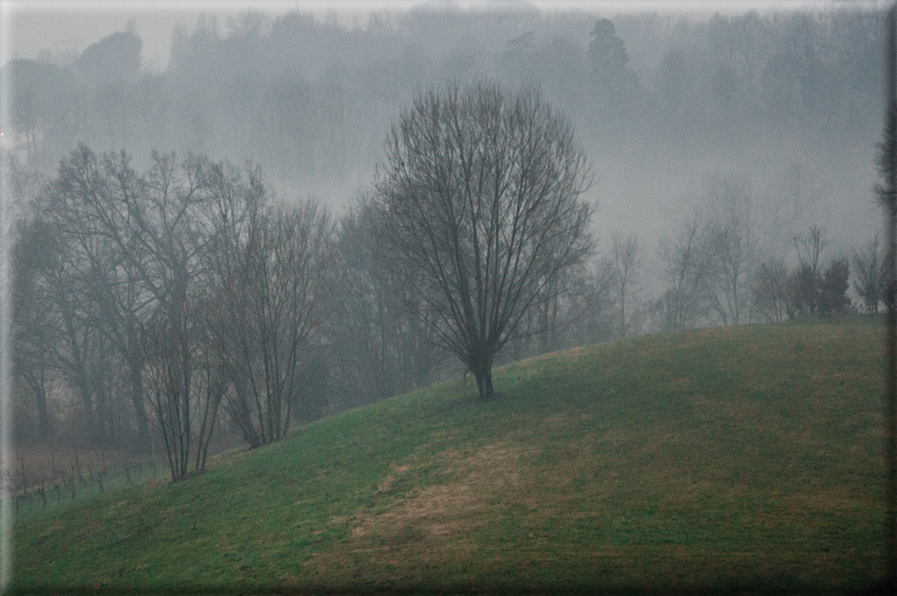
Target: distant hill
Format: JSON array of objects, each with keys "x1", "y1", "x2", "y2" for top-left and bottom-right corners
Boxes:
[{"x1": 13, "y1": 320, "x2": 886, "y2": 593}]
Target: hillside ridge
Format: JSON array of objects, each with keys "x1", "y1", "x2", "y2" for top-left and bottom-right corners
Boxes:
[{"x1": 13, "y1": 321, "x2": 885, "y2": 593}]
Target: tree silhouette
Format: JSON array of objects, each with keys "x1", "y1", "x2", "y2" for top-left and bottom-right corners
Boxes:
[{"x1": 376, "y1": 81, "x2": 593, "y2": 400}]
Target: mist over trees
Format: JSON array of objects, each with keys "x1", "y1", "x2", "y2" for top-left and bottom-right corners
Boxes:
[
  {"x1": 4, "y1": 7, "x2": 882, "y2": 231},
  {"x1": 2, "y1": 5, "x2": 884, "y2": 461}
]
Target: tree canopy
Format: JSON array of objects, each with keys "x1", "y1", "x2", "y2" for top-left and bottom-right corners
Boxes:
[{"x1": 376, "y1": 81, "x2": 593, "y2": 399}]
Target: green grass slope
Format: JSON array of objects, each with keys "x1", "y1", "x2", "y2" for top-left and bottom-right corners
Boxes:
[{"x1": 13, "y1": 322, "x2": 886, "y2": 593}]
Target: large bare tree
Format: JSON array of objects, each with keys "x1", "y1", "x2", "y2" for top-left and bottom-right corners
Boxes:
[
  {"x1": 791, "y1": 225, "x2": 829, "y2": 316},
  {"x1": 376, "y1": 81, "x2": 593, "y2": 400},
  {"x1": 36, "y1": 175, "x2": 140, "y2": 448}
]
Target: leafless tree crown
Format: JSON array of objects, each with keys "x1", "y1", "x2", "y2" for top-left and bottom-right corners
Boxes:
[{"x1": 376, "y1": 81, "x2": 593, "y2": 399}]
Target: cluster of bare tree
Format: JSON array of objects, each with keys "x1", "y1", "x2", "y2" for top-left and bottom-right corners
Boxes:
[
  {"x1": 9, "y1": 81, "x2": 602, "y2": 463},
  {"x1": 10, "y1": 146, "x2": 331, "y2": 480},
  {"x1": 327, "y1": 200, "x2": 442, "y2": 408},
  {"x1": 745, "y1": 227, "x2": 853, "y2": 323},
  {"x1": 550, "y1": 173, "x2": 867, "y2": 337},
  {"x1": 652, "y1": 186, "x2": 858, "y2": 331},
  {"x1": 653, "y1": 176, "x2": 760, "y2": 331},
  {"x1": 7, "y1": 71, "x2": 879, "y2": 479}
]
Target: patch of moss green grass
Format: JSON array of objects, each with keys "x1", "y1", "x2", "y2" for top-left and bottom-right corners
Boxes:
[{"x1": 13, "y1": 321, "x2": 886, "y2": 594}]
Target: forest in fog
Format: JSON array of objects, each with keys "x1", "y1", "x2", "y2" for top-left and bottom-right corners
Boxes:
[
  {"x1": 2, "y1": 5, "x2": 890, "y2": 467},
  {"x1": 7, "y1": 7, "x2": 884, "y2": 234}
]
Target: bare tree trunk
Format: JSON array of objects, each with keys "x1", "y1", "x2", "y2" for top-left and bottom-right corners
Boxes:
[{"x1": 473, "y1": 363, "x2": 495, "y2": 400}]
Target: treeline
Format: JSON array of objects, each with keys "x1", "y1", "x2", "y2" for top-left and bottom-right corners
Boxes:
[
  {"x1": 602, "y1": 174, "x2": 879, "y2": 337},
  {"x1": 5, "y1": 8, "x2": 884, "y2": 197},
  {"x1": 7, "y1": 138, "x2": 589, "y2": 470},
  {"x1": 9, "y1": 144, "x2": 877, "y2": 477},
  {"x1": 12, "y1": 148, "x2": 333, "y2": 479},
  {"x1": 5, "y1": 6, "x2": 888, "y2": 478},
  {"x1": 10, "y1": 144, "x2": 462, "y2": 480}
]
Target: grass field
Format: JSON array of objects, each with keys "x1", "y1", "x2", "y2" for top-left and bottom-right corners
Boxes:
[{"x1": 11, "y1": 320, "x2": 887, "y2": 594}]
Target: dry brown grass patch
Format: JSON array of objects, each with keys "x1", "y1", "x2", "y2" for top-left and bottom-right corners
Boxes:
[
  {"x1": 376, "y1": 463, "x2": 411, "y2": 493},
  {"x1": 306, "y1": 441, "x2": 542, "y2": 579}
]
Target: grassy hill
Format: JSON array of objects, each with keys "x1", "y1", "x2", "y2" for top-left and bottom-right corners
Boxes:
[{"x1": 12, "y1": 321, "x2": 887, "y2": 594}]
